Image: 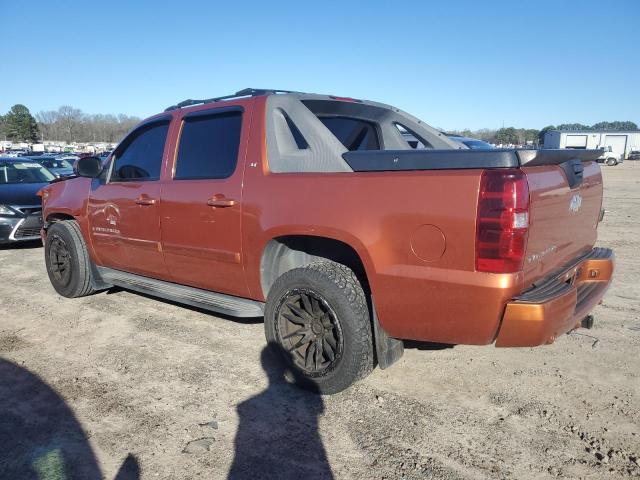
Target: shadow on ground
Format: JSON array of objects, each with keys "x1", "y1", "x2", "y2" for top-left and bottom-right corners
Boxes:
[
  {"x1": 229, "y1": 344, "x2": 334, "y2": 479},
  {"x1": 0, "y1": 358, "x2": 139, "y2": 480},
  {"x1": 104, "y1": 287, "x2": 264, "y2": 325},
  {"x1": 403, "y1": 340, "x2": 455, "y2": 351},
  {"x1": 0, "y1": 240, "x2": 42, "y2": 251}
]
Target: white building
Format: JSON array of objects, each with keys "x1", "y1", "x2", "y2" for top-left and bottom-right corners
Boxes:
[{"x1": 544, "y1": 130, "x2": 640, "y2": 159}]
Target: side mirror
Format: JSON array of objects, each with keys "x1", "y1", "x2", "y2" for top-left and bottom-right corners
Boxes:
[{"x1": 74, "y1": 156, "x2": 102, "y2": 178}]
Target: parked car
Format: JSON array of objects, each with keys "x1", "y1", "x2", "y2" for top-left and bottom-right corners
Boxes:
[
  {"x1": 35, "y1": 157, "x2": 75, "y2": 178},
  {"x1": 55, "y1": 153, "x2": 79, "y2": 160},
  {"x1": 0, "y1": 157, "x2": 54, "y2": 244},
  {"x1": 627, "y1": 150, "x2": 640, "y2": 160},
  {"x1": 447, "y1": 134, "x2": 494, "y2": 150},
  {"x1": 3, "y1": 150, "x2": 28, "y2": 158},
  {"x1": 39, "y1": 88, "x2": 614, "y2": 393}
]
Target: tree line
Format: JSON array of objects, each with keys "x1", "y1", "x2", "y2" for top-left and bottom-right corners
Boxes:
[
  {"x1": 449, "y1": 127, "x2": 542, "y2": 146},
  {"x1": 450, "y1": 120, "x2": 639, "y2": 146},
  {"x1": 0, "y1": 104, "x2": 141, "y2": 144},
  {"x1": 0, "y1": 103, "x2": 637, "y2": 146}
]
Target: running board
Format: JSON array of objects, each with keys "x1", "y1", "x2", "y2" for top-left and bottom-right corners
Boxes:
[{"x1": 96, "y1": 267, "x2": 265, "y2": 318}]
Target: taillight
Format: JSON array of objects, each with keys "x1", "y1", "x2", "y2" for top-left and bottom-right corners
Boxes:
[{"x1": 476, "y1": 169, "x2": 530, "y2": 273}]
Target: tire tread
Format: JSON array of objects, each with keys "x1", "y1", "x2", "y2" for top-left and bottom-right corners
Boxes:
[{"x1": 305, "y1": 261, "x2": 374, "y2": 383}]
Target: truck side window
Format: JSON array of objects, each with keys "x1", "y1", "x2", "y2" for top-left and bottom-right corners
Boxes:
[
  {"x1": 110, "y1": 121, "x2": 169, "y2": 182},
  {"x1": 318, "y1": 117, "x2": 380, "y2": 151},
  {"x1": 175, "y1": 111, "x2": 242, "y2": 180},
  {"x1": 395, "y1": 123, "x2": 433, "y2": 150}
]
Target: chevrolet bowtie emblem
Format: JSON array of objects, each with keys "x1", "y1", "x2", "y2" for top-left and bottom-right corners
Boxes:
[{"x1": 569, "y1": 193, "x2": 582, "y2": 213}]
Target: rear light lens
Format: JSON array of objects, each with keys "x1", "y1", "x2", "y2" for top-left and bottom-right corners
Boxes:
[{"x1": 476, "y1": 169, "x2": 530, "y2": 273}]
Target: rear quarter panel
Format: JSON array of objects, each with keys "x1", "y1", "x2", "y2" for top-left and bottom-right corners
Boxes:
[
  {"x1": 242, "y1": 169, "x2": 523, "y2": 344},
  {"x1": 242, "y1": 102, "x2": 521, "y2": 344}
]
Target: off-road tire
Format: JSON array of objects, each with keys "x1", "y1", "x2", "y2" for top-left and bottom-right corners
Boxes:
[
  {"x1": 45, "y1": 220, "x2": 96, "y2": 298},
  {"x1": 264, "y1": 260, "x2": 374, "y2": 394}
]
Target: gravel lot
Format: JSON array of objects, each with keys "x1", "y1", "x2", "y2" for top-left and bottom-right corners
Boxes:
[{"x1": 1, "y1": 163, "x2": 639, "y2": 480}]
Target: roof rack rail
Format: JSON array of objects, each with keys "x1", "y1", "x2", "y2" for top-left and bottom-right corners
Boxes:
[{"x1": 164, "y1": 88, "x2": 305, "y2": 112}]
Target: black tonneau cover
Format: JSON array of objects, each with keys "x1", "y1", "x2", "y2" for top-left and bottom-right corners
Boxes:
[{"x1": 342, "y1": 149, "x2": 602, "y2": 172}]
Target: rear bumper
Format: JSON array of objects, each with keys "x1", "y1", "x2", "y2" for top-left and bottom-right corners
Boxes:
[{"x1": 495, "y1": 247, "x2": 614, "y2": 347}]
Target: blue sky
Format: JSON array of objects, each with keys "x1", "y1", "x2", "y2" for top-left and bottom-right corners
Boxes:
[{"x1": 1, "y1": 0, "x2": 638, "y2": 130}]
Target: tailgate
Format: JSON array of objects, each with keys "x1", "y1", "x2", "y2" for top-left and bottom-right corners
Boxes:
[{"x1": 519, "y1": 150, "x2": 603, "y2": 287}]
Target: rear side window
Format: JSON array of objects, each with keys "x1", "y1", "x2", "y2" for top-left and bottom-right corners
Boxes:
[
  {"x1": 284, "y1": 113, "x2": 308, "y2": 149},
  {"x1": 395, "y1": 123, "x2": 433, "y2": 150},
  {"x1": 175, "y1": 111, "x2": 242, "y2": 180},
  {"x1": 111, "y1": 121, "x2": 169, "y2": 182},
  {"x1": 318, "y1": 117, "x2": 380, "y2": 151}
]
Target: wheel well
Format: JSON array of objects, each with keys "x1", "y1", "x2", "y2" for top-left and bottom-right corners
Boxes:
[
  {"x1": 260, "y1": 235, "x2": 369, "y2": 298},
  {"x1": 45, "y1": 213, "x2": 75, "y2": 226}
]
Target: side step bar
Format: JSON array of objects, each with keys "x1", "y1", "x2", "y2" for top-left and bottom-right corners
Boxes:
[{"x1": 96, "y1": 267, "x2": 265, "y2": 318}]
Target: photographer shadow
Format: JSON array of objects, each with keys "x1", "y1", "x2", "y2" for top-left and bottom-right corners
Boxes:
[
  {"x1": 0, "y1": 358, "x2": 139, "y2": 480},
  {"x1": 229, "y1": 344, "x2": 334, "y2": 480}
]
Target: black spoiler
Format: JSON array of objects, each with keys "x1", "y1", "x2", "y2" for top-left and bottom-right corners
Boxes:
[{"x1": 342, "y1": 149, "x2": 602, "y2": 172}]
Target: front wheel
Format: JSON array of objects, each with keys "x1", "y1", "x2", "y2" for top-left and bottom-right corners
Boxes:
[
  {"x1": 264, "y1": 260, "x2": 374, "y2": 394},
  {"x1": 606, "y1": 158, "x2": 618, "y2": 166},
  {"x1": 45, "y1": 220, "x2": 96, "y2": 298}
]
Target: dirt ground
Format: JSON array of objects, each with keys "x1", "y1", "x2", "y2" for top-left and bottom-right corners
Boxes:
[{"x1": 1, "y1": 163, "x2": 639, "y2": 480}]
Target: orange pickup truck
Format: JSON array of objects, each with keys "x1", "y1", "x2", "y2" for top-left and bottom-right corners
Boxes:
[{"x1": 39, "y1": 88, "x2": 614, "y2": 393}]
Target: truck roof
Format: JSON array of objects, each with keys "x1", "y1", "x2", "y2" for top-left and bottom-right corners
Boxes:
[
  {"x1": 164, "y1": 87, "x2": 376, "y2": 113},
  {"x1": 164, "y1": 88, "x2": 300, "y2": 111}
]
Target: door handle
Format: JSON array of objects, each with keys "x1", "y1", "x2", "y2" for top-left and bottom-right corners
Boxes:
[
  {"x1": 135, "y1": 196, "x2": 157, "y2": 206},
  {"x1": 207, "y1": 195, "x2": 236, "y2": 208}
]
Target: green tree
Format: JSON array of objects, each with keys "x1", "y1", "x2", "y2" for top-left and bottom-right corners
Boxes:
[
  {"x1": 494, "y1": 127, "x2": 519, "y2": 145},
  {"x1": 555, "y1": 123, "x2": 591, "y2": 131},
  {"x1": 591, "y1": 121, "x2": 638, "y2": 131},
  {"x1": 523, "y1": 129, "x2": 540, "y2": 144},
  {"x1": 4, "y1": 104, "x2": 39, "y2": 142}
]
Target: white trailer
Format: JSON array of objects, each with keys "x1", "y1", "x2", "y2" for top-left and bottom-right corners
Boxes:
[{"x1": 544, "y1": 130, "x2": 640, "y2": 164}]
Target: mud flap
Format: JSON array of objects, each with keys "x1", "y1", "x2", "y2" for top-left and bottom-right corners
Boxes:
[
  {"x1": 90, "y1": 260, "x2": 113, "y2": 291},
  {"x1": 371, "y1": 299, "x2": 404, "y2": 369}
]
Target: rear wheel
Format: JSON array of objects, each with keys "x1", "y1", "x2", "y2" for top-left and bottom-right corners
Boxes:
[
  {"x1": 45, "y1": 220, "x2": 95, "y2": 298},
  {"x1": 264, "y1": 260, "x2": 374, "y2": 394},
  {"x1": 606, "y1": 158, "x2": 618, "y2": 166}
]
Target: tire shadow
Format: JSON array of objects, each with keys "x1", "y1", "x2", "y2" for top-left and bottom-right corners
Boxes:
[
  {"x1": 403, "y1": 340, "x2": 455, "y2": 351},
  {"x1": 0, "y1": 240, "x2": 42, "y2": 250},
  {"x1": 0, "y1": 358, "x2": 139, "y2": 480},
  {"x1": 229, "y1": 344, "x2": 334, "y2": 479}
]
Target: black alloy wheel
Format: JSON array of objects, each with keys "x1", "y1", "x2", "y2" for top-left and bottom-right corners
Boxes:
[
  {"x1": 264, "y1": 260, "x2": 374, "y2": 394},
  {"x1": 275, "y1": 289, "x2": 344, "y2": 376}
]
